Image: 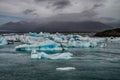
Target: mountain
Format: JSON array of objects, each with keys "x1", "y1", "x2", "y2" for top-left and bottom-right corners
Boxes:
[
  {"x1": 94, "y1": 28, "x2": 120, "y2": 37},
  {"x1": 108, "y1": 23, "x2": 120, "y2": 28},
  {"x1": 0, "y1": 21, "x2": 113, "y2": 33},
  {"x1": 35, "y1": 21, "x2": 113, "y2": 32},
  {"x1": 0, "y1": 21, "x2": 38, "y2": 32}
]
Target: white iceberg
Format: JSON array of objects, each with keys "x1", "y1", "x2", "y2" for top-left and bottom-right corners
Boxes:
[
  {"x1": 0, "y1": 38, "x2": 7, "y2": 46},
  {"x1": 107, "y1": 37, "x2": 120, "y2": 42},
  {"x1": 31, "y1": 50, "x2": 73, "y2": 60},
  {"x1": 66, "y1": 40, "x2": 106, "y2": 48},
  {"x1": 59, "y1": 34, "x2": 107, "y2": 48}
]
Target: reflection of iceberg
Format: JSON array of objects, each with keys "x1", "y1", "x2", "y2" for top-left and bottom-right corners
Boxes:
[
  {"x1": 31, "y1": 50, "x2": 73, "y2": 60},
  {"x1": 0, "y1": 38, "x2": 7, "y2": 46},
  {"x1": 15, "y1": 40, "x2": 64, "y2": 53}
]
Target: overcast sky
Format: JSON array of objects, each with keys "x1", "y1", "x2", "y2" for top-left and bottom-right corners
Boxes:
[{"x1": 0, "y1": 0, "x2": 120, "y2": 25}]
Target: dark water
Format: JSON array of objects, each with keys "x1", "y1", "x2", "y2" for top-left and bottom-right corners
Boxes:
[{"x1": 0, "y1": 42, "x2": 120, "y2": 80}]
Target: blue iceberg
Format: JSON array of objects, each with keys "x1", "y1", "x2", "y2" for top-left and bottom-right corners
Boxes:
[
  {"x1": 28, "y1": 32, "x2": 38, "y2": 37},
  {"x1": 15, "y1": 40, "x2": 64, "y2": 53}
]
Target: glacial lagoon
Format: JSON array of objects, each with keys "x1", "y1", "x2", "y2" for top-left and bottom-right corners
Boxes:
[{"x1": 0, "y1": 33, "x2": 120, "y2": 80}]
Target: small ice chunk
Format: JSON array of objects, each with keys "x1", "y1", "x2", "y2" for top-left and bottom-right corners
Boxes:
[
  {"x1": 56, "y1": 67, "x2": 76, "y2": 71},
  {"x1": 31, "y1": 49, "x2": 40, "y2": 59},
  {"x1": 31, "y1": 53, "x2": 39, "y2": 59}
]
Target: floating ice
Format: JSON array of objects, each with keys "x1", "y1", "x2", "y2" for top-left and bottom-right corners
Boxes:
[
  {"x1": 0, "y1": 32, "x2": 107, "y2": 50},
  {"x1": 14, "y1": 32, "x2": 107, "y2": 54},
  {"x1": 107, "y1": 37, "x2": 120, "y2": 42},
  {"x1": 15, "y1": 40, "x2": 64, "y2": 53},
  {"x1": 31, "y1": 50, "x2": 73, "y2": 60},
  {"x1": 39, "y1": 32, "x2": 44, "y2": 37},
  {"x1": 0, "y1": 38, "x2": 7, "y2": 46},
  {"x1": 31, "y1": 49, "x2": 41, "y2": 59},
  {"x1": 65, "y1": 40, "x2": 106, "y2": 48},
  {"x1": 56, "y1": 67, "x2": 76, "y2": 71},
  {"x1": 28, "y1": 32, "x2": 38, "y2": 37}
]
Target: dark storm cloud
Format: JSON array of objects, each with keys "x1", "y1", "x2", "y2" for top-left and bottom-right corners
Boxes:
[
  {"x1": 80, "y1": 10, "x2": 97, "y2": 17},
  {"x1": 34, "y1": 0, "x2": 71, "y2": 11},
  {"x1": 98, "y1": 17, "x2": 118, "y2": 23},
  {"x1": 23, "y1": 9, "x2": 36, "y2": 15},
  {"x1": 80, "y1": 3, "x2": 104, "y2": 17},
  {"x1": 0, "y1": 0, "x2": 120, "y2": 24},
  {"x1": 52, "y1": 0, "x2": 71, "y2": 10},
  {"x1": 93, "y1": 4, "x2": 104, "y2": 9},
  {"x1": 43, "y1": 1, "x2": 105, "y2": 22}
]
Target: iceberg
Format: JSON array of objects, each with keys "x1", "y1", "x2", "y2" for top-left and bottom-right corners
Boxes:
[
  {"x1": 39, "y1": 32, "x2": 44, "y2": 37},
  {"x1": 107, "y1": 37, "x2": 120, "y2": 42},
  {"x1": 56, "y1": 67, "x2": 76, "y2": 71},
  {"x1": 66, "y1": 40, "x2": 105, "y2": 48},
  {"x1": 15, "y1": 32, "x2": 107, "y2": 53},
  {"x1": 15, "y1": 40, "x2": 65, "y2": 53},
  {"x1": 1, "y1": 34, "x2": 21, "y2": 42},
  {"x1": 59, "y1": 34, "x2": 107, "y2": 48},
  {"x1": 19, "y1": 35, "x2": 45, "y2": 44},
  {"x1": 31, "y1": 50, "x2": 73, "y2": 60},
  {"x1": 28, "y1": 32, "x2": 38, "y2": 37},
  {"x1": 53, "y1": 36, "x2": 63, "y2": 43},
  {"x1": 0, "y1": 38, "x2": 7, "y2": 46}
]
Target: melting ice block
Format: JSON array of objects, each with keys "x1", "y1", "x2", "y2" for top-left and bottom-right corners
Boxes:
[
  {"x1": 31, "y1": 50, "x2": 73, "y2": 60},
  {"x1": 56, "y1": 67, "x2": 76, "y2": 71}
]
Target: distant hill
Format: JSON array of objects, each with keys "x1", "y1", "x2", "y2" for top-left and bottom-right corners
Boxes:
[
  {"x1": 0, "y1": 21, "x2": 37, "y2": 33},
  {"x1": 108, "y1": 23, "x2": 120, "y2": 28},
  {"x1": 0, "y1": 21, "x2": 113, "y2": 33},
  {"x1": 94, "y1": 28, "x2": 120, "y2": 37}
]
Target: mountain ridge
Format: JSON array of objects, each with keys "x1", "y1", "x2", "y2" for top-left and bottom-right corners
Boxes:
[{"x1": 0, "y1": 21, "x2": 113, "y2": 33}]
